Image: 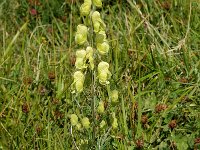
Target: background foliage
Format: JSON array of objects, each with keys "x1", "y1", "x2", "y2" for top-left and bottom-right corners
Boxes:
[{"x1": 0, "y1": 0, "x2": 200, "y2": 149}]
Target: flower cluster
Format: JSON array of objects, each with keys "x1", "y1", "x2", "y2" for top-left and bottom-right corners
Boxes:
[
  {"x1": 70, "y1": 114, "x2": 91, "y2": 129},
  {"x1": 72, "y1": 0, "x2": 120, "y2": 134},
  {"x1": 73, "y1": 0, "x2": 111, "y2": 93}
]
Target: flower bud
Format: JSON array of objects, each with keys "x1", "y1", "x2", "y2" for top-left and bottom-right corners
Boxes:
[
  {"x1": 111, "y1": 90, "x2": 119, "y2": 103},
  {"x1": 70, "y1": 114, "x2": 78, "y2": 126},
  {"x1": 81, "y1": 117, "x2": 90, "y2": 129},
  {"x1": 97, "y1": 41, "x2": 109, "y2": 55},
  {"x1": 93, "y1": 0, "x2": 102, "y2": 8},
  {"x1": 73, "y1": 71, "x2": 85, "y2": 93},
  {"x1": 97, "y1": 101, "x2": 105, "y2": 113},
  {"x1": 75, "y1": 24, "x2": 88, "y2": 45}
]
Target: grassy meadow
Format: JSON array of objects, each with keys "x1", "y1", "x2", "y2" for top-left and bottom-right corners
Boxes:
[{"x1": 0, "y1": 0, "x2": 200, "y2": 149}]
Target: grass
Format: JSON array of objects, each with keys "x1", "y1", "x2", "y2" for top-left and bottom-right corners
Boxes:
[{"x1": 0, "y1": 0, "x2": 200, "y2": 149}]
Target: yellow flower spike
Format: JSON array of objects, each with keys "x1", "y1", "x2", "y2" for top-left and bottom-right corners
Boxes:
[
  {"x1": 86, "y1": 46, "x2": 94, "y2": 70},
  {"x1": 98, "y1": 61, "x2": 111, "y2": 85},
  {"x1": 75, "y1": 50, "x2": 87, "y2": 69},
  {"x1": 97, "y1": 101, "x2": 105, "y2": 113},
  {"x1": 100, "y1": 120, "x2": 106, "y2": 128},
  {"x1": 73, "y1": 71, "x2": 85, "y2": 93},
  {"x1": 111, "y1": 90, "x2": 119, "y2": 103},
  {"x1": 81, "y1": 117, "x2": 90, "y2": 129},
  {"x1": 80, "y1": 0, "x2": 92, "y2": 16},
  {"x1": 70, "y1": 114, "x2": 78, "y2": 126},
  {"x1": 93, "y1": 0, "x2": 102, "y2": 8},
  {"x1": 75, "y1": 24, "x2": 88, "y2": 45},
  {"x1": 97, "y1": 41, "x2": 109, "y2": 55}
]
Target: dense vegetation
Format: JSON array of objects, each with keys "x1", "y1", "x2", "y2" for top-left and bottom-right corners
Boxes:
[{"x1": 0, "y1": 0, "x2": 200, "y2": 149}]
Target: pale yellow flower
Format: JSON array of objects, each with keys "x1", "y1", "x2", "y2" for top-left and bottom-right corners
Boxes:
[
  {"x1": 81, "y1": 117, "x2": 90, "y2": 129},
  {"x1": 80, "y1": 0, "x2": 92, "y2": 16},
  {"x1": 86, "y1": 46, "x2": 94, "y2": 70},
  {"x1": 93, "y1": 0, "x2": 102, "y2": 8},
  {"x1": 111, "y1": 90, "x2": 119, "y2": 103},
  {"x1": 92, "y1": 11, "x2": 105, "y2": 33},
  {"x1": 96, "y1": 30, "x2": 106, "y2": 43},
  {"x1": 75, "y1": 24, "x2": 88, "y2": 45},
  {"x1": 75, "y1": 50, "x2": 87, "y2": 69},
  {"x1": 76, "y1": 123, "x2": 82, "y2": 131},
  {"x1": 97, "y1": 101, "x2": 104, "y2": 113},
  {"x1": 100, "y1": 120, "x2": 106, "y2": 128},
  {"x1": 70, "y1": 114, "x2": 78, "y2": 126},
  {"x1": 98, "y1": 61, "x2": 111, "y2": 85},
  {"x1": 97, "y1": 41, "x2": 109, "y2": 55},
  {"x1": 73, "y1": 71, "x2": 85, "y2": 93}
]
